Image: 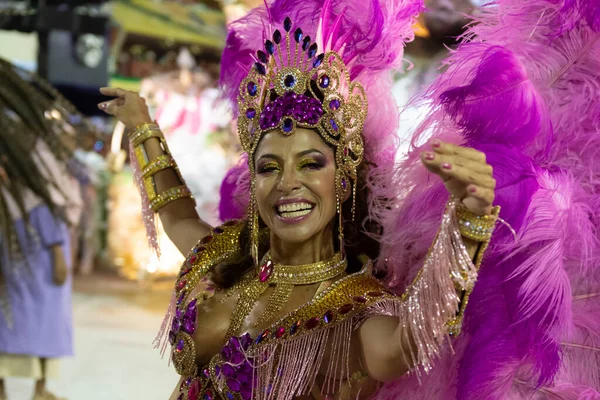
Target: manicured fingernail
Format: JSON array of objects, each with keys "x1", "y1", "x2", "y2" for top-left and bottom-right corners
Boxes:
[
  {"x1": 432, "y1": 140, "x2": 441, "y2": 148},
  {"x1": 442, "y1": 162, "x2": 452, "y2": 169},
  {"x1": 469, "y1": 186, "x2": 477, "y2": 193},
  {"x1": 425, "y1": 152, "x2": 435, "y2": 160}
]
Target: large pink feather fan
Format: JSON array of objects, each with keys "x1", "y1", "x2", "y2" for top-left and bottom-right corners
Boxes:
[{"x1": 374, "y1": 0, "x2": 600, "y2": 398}]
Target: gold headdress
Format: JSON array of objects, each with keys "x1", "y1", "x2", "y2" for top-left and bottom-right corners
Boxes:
[{"x1": 237, "y1": 17, "x2": 367, "y2": 264}]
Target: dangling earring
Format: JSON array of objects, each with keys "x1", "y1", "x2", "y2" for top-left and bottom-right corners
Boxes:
[
  {"x1": 336, "y1": 171, "x2": 350, "y2": 256},
  {"x1": 249, "y1": 164, "x2": 260, "y2": 267}
]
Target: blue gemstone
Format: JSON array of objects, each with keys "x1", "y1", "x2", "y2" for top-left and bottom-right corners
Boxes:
[
  {"x1": 246, "y1": 108, "x2": 256, "y2": 119},
  {"x1": 255, "y1": 62, "x2": 266, "y2": 75},
  {"x1": 319, "y1": 75, "x2": 330, "y2": 88},
  {"x1": 265, "y1": 40, "x2": 275, "y2": 55},
  {"x1": 294, "y1": 28, "x2": 303, "y2": 43},
  {"x1": 329, "y1": 99, "x2": 340, "y2": 110},
  {"x1": 226, "y1": 394, "x2": 234, "y2": 400},
  {"x1": 284, "y1": 17, "x2": 292, "y2": 32},
  {"x1": 330, "y1": 119, "x2": 338, "y2": 131},
  {"x1": 273, "y1": 30, "x2": 282, "y2": 44},
  {"x1": 284, "y1": 74, "x2": 296, "y2": 88},
  {"x1": 302, "y1": 36, "x2": 311, "y2": 51},
  {"x1": 313, "y1": 53, "x2": 324, "y2": 68},
  {"x1": 283, "y1": 118, "x2": 294, "y2": 132},
  {"x1": 257, "y1": 50, "x2": 268, "y2": 63},
  {"x1": 308, "y1": 43, "x2": 318, "y2": 58},
  {"x1": 247, "y1": 81, "x2": 257, "y2": 96}
]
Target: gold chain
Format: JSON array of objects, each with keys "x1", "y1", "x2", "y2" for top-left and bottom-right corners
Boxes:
[{"x1": 226, "y1": 252, "x2": 347, "y2": 338}]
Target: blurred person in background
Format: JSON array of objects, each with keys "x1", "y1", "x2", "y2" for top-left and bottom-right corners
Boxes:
[{"x1": 0, "y1": 59, "x2": 84, "y2": 400}]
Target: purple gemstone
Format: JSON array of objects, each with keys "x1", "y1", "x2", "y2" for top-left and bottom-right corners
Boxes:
[
  {"x1": 283, "y1": 118, "x2": 294, "y2": 132},
  {"x1": 238, "y1": 371, "x2": 252, "y2": 386},
  {"x1": 247, "y1": 82, "x2": 257, "y2": 96},
  {"x1": 283, "y1": 17, "x2": 292, "y2": 32},
  {"x1": 246, "y1": 108, "x2": 256, "y2": 119},
  {"x1": 330, "y1": 119, "x2": 338, "y2": 131},
  {"x1": 177, "y1": 293, "x2": 185, "y2": 305},
  {"x1": 319, "y1": 75, "x2": 330, "y2": 88},
  {"x1": 273, "y1": 29, "x2": 282, "y2": 44},
  {"x1": 215, "y1": 365, "x2": 221, "y2": 376},
  {"x1": 227, "y1": 379, "x2": 242, "y2": 392},
  {"x1": 294, "y1": 27, "x2": 303, "y2": 43},
  {"x1": 187, "y1": 299, "x2": 197, "y2": 311},
  {"x1": 203, "y1": 368, "x2": 211, "y2": 379},
  {"x1": 313, "y1": 53, "x2": 324, "y2": 68},
  {"x1": 221, "y1": 346, "x2": 233, "y2": 361},
  {"x1": 169, "y1": 330, "x2": 177, "y2": 345},
  {"x1": 185, "y1": 377, "x2": 193, "y2": 386},
  {"x1": 176, "y1": 338, "x2": 185, "y2": 352},
  {"x1": 323, "y1": 310, "x2": 334, "y2": 324},
  {"x1": 290, "y1": 320, "x2": 301, "y2": 335},
  {"x1": 172, "y1": 318, "x2": 181, "y2": 333},
  {"x1": 329, "y1": 99, "x2": 340, "y2": 110},
  {"x1": 302, "y1": 36, "x2": 311, "y2": 51},
  {"x1": 284, "y1": 74, "x2": 296, "y2": 88},
  {"x1": 255, "y1": 62, "x2": 266, "y2": 75},
  {"x1": 265, "y1": 40, "x2": 275, "y2": 55},
  {"x1": 240, "y1": 387, "x2": 252, "y2": 400},
  {"x1": 308, "y1": 43, "x2": 318, "y2": 58},
  {"x1": 176, "y1": 309, "x2": 183, "y2": 319},
  {"x1": 240, "y1": 333, "x2": 252, "y2": 350},
  {"x1": 183, "y1": 317, "x2": 196, "y2": 334},
  {"x1": 204, "y1": 391, "x2": 214, "y2": 400},
  {"x1": 231, "y1": 350, "x2": 244, "y2": 364},
  {"x1": 342, "y1": 178, "x2": 347, "y2": 190},
  {"x1": 225, "y1": 393, "x2": 234, "y2": 400},
  {"x1": 221, "y1": 363, "x2": 236, "y2": 378},
  {"x1": 256, "y1": 50, "x2": 268, "y2": 64},
  {"x1": 229, "y1": 337, "x2": 241, "y2": 351}
]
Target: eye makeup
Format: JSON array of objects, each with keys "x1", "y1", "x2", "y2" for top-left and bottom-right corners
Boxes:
[
  {"x1": 257, "y1": 161, "x2": 281, "y2": 174},
  {"x1": 297, "y1": 156, "x2": 326, "y2": 171}
]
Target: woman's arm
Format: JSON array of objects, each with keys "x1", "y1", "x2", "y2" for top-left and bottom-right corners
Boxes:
[
  {"x1": 358, "y1": 141, "x2": 498, "y2": 382},
  {"x1": 98, "y1": 88, "x2": 213, "y2": 253}
]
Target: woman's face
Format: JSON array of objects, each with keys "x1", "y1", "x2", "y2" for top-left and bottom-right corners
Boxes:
[{"x1": 254, "y1": 128, "x2": 337, "y2": 245}]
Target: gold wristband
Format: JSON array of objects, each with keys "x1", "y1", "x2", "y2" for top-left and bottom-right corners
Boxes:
[
  {"x1": 455, "y1": 202, "x2": 500, "y2": 242},
  {"x1": 141, "y1": 154, "x2": 177, "y2": 179},
  {"x1": 128, "y1": 124, "x2": 165, "y2": 147},
  {"x1": 149, "y1": 186, "x2": 193, "y2": 212}
]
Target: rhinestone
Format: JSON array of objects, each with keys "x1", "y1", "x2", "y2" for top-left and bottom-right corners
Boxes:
[
  {"x1": 341, "y1": 178, "x2": 347, "y2": 190},
  {"x1": 330, "y1": 119, "x2": 338, "y2": 131},
  {"x1": 259, "y1": 260, "x2": 273, "y2": 282},
  {"x1": 305, "y1": 317, "x2": 320, "y2": 330},
  {"x1": 188, "y1": 255, "x2": 197, "y2": 264},
  {"x1": 319, "y1": 74, "x2": 329, "y2": 88},
  {"x1": 247, "y1": 81, "x2": 257, "y2": 96},
  {"x1": 257, "y1": 50, "x2": 268, "y2": 63},
  {"x1": 308, "y1": 43, "x2": 318, "y2": 58},
  {"x1": 290, "y1": 320, "x2": 301, "y2": 335},
  {"x1": 284, "y1": 74, "x2": 296, "y2": 88},
  {"x1": 265, "y1": 40, "x2": 275, "y2": 55},
  {"x1": 323, "y1": 311, "x2": 333, "y2": 324},
  {"x1": 273, "y1": 29, "x2": 282, "y2": 44},
  {"x1": 201, "y1": 235, "x2": 213, "y2": 244},
  {"x1": 329, "y1": 99, "x2": 340, "y2": 110},
  {"x1": 353, "y1": 296, "x2": 368, "y2": 303},
  {"x1": 246, "y1": 108, "x2": 256, "y2": 119},
  {"x1": 294, "y1": 27, "x2": 303, "y2": 42},
  {"x1": 176, "y1": 338, "x2": 185, "y2": 352},
  {"x1": 176, "y1": 280, "x2": 186, "y2": 291},
  {"x1": 313, "y1": 53, "x2": 324, "y2": 68},
  {"x1": 283, "y1": 118, "x2": 294, "y2": 132},
  {"x1": 255, "y1": 62, "x2": 266, "y2": 75},
  {"x1": 283, "y1": 17, "x2": 292, "y2": 32},
  {"x1": 214, "y1": 227, "x2": 224, "y2": 234},
  {"x1": 302, "y1": 36, "x2": 311, "y2": 51},
  {"x1": 275, "y1": 326, "x2": 286, "y2": 338}
]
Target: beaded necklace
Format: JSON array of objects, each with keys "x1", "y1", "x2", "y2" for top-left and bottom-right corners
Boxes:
[{"x1": 226, "y1": 251, "x2": 347, "y2": 338}]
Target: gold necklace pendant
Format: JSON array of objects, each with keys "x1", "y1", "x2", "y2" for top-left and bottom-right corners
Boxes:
[{"x1": 226, "y1": 252, "x2": 347, "y2": 338}]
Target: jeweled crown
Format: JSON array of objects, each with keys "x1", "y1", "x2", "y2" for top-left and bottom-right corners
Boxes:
[{"x1": 237, "y1": 16, "x2": 366, "y2": 182}]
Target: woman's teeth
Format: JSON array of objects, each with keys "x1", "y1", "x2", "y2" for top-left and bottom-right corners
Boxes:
[{"x1": 277, "y1": 202, "x2": 314, "y2": 218}]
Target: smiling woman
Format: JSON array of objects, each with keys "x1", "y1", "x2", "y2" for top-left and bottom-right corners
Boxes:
[{"x1": 97, "y1": 0, "x2": 504, "y2": 399}]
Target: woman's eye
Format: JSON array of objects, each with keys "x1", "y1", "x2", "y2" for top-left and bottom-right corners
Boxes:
[
  {"x1": 258, "y1": 163, "x2": 280, "y2": 174},
  {"x1": 299, "y1": 159, "x2": 324, "y2": 170}
]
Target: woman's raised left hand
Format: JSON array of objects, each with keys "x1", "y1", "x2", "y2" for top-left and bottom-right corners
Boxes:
[{"x1": 421, "y1": 140, "x2": 495, "y2": 215}]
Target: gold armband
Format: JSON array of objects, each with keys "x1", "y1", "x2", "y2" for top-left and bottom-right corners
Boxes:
[
  {"x1": 128, "y1": 122, "x2": 195, "y2": 213},
  {"x1": 456, "y1": 202, "x2": 500, "y2": 242}
]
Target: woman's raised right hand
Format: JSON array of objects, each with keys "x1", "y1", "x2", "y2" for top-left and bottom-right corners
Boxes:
[{"x1": 98, "y1": 87, "x2": 153, "y2": 130}]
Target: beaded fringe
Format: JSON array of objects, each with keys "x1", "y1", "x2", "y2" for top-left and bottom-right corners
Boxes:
[
  {"x1": 362, "y1": 200, "x2": 476, "y2": 374},
  {"x1": 129, "y1": 145, "x2": 161, "y2": 257},
  {"x1": 244, "y1": 202, "x2": 474, "y2": 398},
  {"x1": 248, "y1": 319, "x2": 353, "y2": 400}
]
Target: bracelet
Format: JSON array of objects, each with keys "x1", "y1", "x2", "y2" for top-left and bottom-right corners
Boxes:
[
  {"x1": 455, "y1": 202, "x2": 500, "y2": 242},
  {"x1": 130, "y1": 123, "x2": 164, "y2": 148},
  {"x1": 141, "y1": 154, "x2": 177, "y2": 179},
  {"x1": 149, "y1": 186, "x2": 193, "y2": 212}
]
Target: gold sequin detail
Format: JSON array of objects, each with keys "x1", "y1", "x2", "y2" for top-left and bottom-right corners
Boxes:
[{"x1": 456, "y1": 203, "x2": 500, "y2": 242}]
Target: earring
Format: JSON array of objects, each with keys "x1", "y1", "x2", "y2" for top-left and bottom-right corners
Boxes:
[
  {"x1": 336, "y1": 171, "x2": 348, "y2": 256},
  {"x1": 249, "y1": 165, "x2": 259, "y2": 267}
]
